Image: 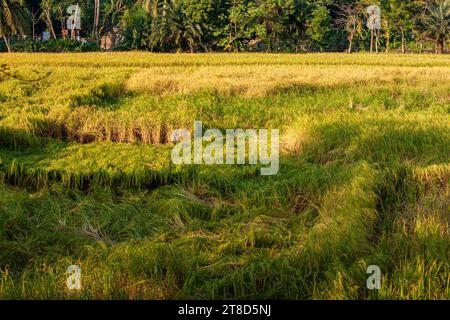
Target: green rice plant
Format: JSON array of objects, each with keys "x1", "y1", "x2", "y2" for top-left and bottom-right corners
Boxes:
[{"x1": 0, "y1": 53, "x2": 448, "y2": 300}]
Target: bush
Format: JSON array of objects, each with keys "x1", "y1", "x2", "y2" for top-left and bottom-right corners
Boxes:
[{"x1": 11, "y1": 39, "x2": 100, "y2": 53}]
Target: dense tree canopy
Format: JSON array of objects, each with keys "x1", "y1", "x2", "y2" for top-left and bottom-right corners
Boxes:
[{"x1": 1, "y1": 0, "x2": 449, "y2": 52}]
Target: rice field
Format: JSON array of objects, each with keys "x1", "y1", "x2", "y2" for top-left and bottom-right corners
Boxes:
[{"x1": 0, "y1": 53, "x2": 449, "y2": 299}]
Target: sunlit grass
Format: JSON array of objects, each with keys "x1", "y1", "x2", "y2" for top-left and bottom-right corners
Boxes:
[{"x1": 0, "y1": 53, "x2": 448, "y2": 299}]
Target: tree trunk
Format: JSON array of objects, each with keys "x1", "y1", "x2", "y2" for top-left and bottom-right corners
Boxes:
[
  {"x1": 45, "y1": 9, "x2": 57, "y2": 39},
  {"x1": 384, "y1": 20, "x2": 390, "y2": 53},
  {"x1": 437, "y1": 38, "x2": 444, "y2": 54},
  {"x1": 375, "y1": 29, "x2": 379, "y2": 53},
  {"x1": 370, "y1": 29, "x2": 374, "y2": 53},
  {"x1": 188, "y1": 39, "x2": 195, "y2": 53},
  {"x1": 93, "y1": 0, "x2": 101, "y2": 42},
  {"x1": 31, "y1": 9, "x2": 38, "y2": 41},
  {"x1": 3, "y1": 35, "x2": 11, "y2": 52},
  {"x1": 348, "y1": 25, "x2": 355, "y2": 53},
  {"x1": 385, "y1": 30, "x2": 390, "y2": 53},
  {"x1": 401, "y1": 29, "x2": 406, "y2": 54},
  {"x1": 60, "y1": 18, "x2": 66, "y2": 39},
  {"x1": 348, "y1": 32, "x2": 354, "y2": 54},
  {"x1": 59, "y1": 8, "x2": 66, "y2": 39}
]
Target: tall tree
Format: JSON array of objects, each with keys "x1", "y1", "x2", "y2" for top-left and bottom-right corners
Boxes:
[
  {"x1": 53, "y1": 0, "x2": 72, "y2": 39},
  {"x1": 93, "y1": 0, "x2": 101, "y2": 41},
  {"x1": 283, "y1": 0, "x2": 314, "y2": 52},
  {"x1": 100, "y1": 0, "x2": 132, "y2": 37},
  {"x1": 0, "y1": 0, "x2": 29, "y2": 52},
  {"x1": 420, "y1": 0, "x2": 449, "y2": 53},
  {"x1": 31, "y1": 6, "x2": 38, "y2": 40},
  {"x1": 219, "y1": 0, "x2": 260, "y2": 52},
  {"x1": 382, "y1": 0, "x2": 419, "y2": 53},
  {"x1": 336, "y1": 2, "x2": 363, "y2": 53},
  {"x1": 164, "y1": 0, "x2": 204, "y2": 52},
  {"x1": 120, "y1": 5, "x2": 151, "y2": 49},
  {"x1": 145, "y1": 0, "x2": 204, "y2": 52},
  {"x1": 254, "y1": 0, "x2": 289, "y2": 51},
  {"x1": 306, "y1": 2, "x2": 331, "y2": 50},
  {"x1": 40, "y1": 0, "x2": 57, "y2": 39}
]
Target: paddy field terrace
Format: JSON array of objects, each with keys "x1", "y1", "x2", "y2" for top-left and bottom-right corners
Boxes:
[{"x1": 0, "y1": 53, "x2": 448, "y2": 299}]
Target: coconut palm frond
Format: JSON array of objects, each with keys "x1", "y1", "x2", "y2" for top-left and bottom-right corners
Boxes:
[{"x1": 0, "y1": 0, "x2": 29, "y2": 37}]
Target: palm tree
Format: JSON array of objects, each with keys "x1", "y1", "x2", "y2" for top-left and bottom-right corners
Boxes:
[
  {"x1": 149, "y1": 0, "x2": 203, "y2": 52},
  {"x1": 0, "y1": 0, "x2": 29, "y2": 52},
  {"x1": 421, "y1": 0, "x2": 449, "y2": 54},
  {"x1": 165, "y1": 0, "x2": 203, "y2": 52}
]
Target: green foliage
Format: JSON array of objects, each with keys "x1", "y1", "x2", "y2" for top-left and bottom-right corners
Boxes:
[
  {"x1": 0, "y1": 0, "x2": 30, "y2": 52},
  {"x1": 419, "y1": 0, "x2": 450, "y2": 53},
  {"x1": 149, "y1": 0, "x2": 205, "y2": 52},
  {"x1": 216, "y1": 0, "x2": 260, "y2": 51},
  {"x1": 1, "y1": 0, "x2": 448, "y2": 53},
  {"x1": 0, "y1": 0, "x2": 29, "y2": 36},
  {"x1": 306, "y1": 4, "x2": 331, "y2": 49},
  {"x1": 119, "y1": 7, "x2": 151, "y2": 50},
  {"x1": 11, "y1": 38, "x2": 100, "y2": 52}
]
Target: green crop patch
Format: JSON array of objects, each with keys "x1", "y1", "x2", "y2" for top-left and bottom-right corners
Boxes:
[{"x1": 0, "y1": 53, "x2": 448, "y2": 299}]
